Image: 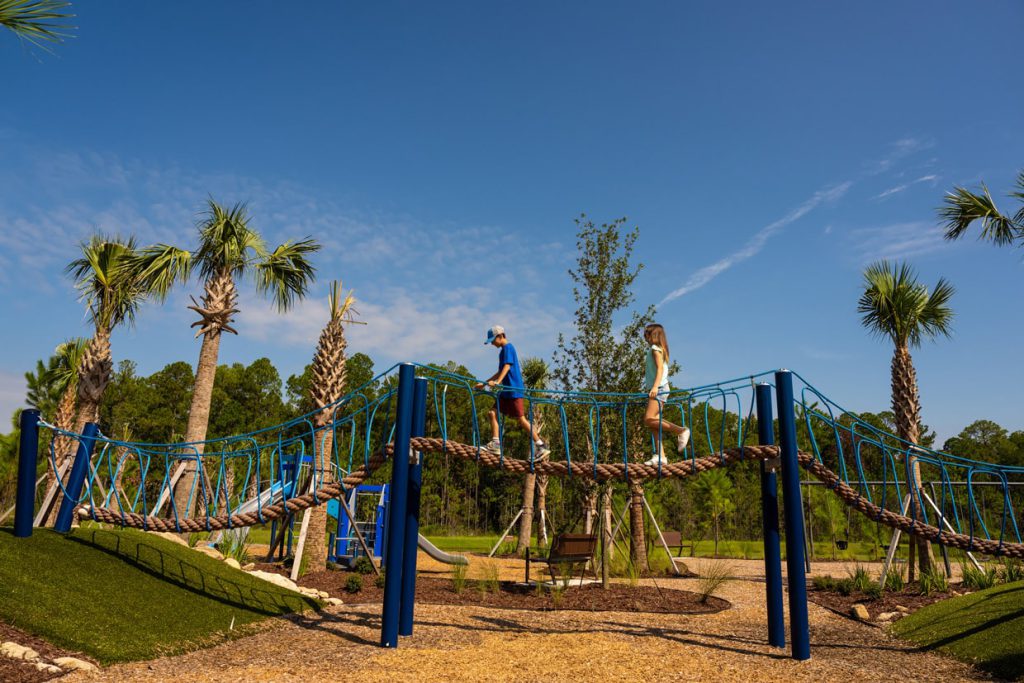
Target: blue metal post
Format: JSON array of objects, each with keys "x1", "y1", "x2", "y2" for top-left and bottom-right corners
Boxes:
[
  {"x1": 54, "y1": 423, "x2": 100, "y2": 534},
  {"x1": 755, "y1": 384, "x2": 785, "y2": 649},
  {"x1": 399, "y1": 377, "x2": 428, "y2": 636},
  {"x1": 380, "y1": 363, "x2": 415, "y2": 648},
  {"x1": 774, "y1": 370, "x2": 810, "y2": 661},
  {"x1": 14, "y1": 409, "x2": 41, "y2": 537}
]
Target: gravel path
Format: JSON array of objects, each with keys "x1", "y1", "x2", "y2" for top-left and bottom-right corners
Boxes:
[{"x1": 64, "y1": 555, "x2": 986, "y2": 682}]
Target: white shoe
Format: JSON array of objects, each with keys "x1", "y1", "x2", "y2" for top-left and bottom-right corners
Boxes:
[
  {"x1": 644, "y1": 453, "x2": 667, "y2": 467},
  {"x1": 677, "y1": 428, "x2": 691, "y2": 454},
  {"x1": 535, "y1": 441, "x2": 551, "y2": 458},
  {"x1": 484, "y1": 438, "x2": 502, "y2": 455}
]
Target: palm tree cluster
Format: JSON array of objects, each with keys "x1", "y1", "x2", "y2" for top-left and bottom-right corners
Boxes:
[{"x1": 44, "y1": 200, "x2": 320, "y2": 529}]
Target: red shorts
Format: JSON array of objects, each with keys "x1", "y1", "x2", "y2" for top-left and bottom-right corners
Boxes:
[{"x1": 498, "y1": 397, "x2": 525, "y2": 418}]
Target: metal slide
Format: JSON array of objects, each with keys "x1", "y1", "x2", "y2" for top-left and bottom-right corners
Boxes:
[{"x1": 417, "y1": 534, "x2": 469, "y2": 565}]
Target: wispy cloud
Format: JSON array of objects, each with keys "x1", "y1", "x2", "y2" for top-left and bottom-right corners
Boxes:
[
  {"x1": 847, "y1": 221, "x2": 950, "y2": 263},
  {"x1": 659, "y1": 181, "x2": 852, "y2": 304},
  {"x1": 867, "y1": 137, "x2": 935, "y2": 176},
  {"x1": 874, "y1": 174, "x2": 939, "y2": 200}
]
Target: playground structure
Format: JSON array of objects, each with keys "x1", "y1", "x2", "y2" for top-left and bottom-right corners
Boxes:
[{"x1": 12, "y1": 364, "x2": 1024, "y2": 660}]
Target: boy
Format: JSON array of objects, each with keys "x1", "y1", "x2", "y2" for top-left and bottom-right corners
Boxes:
[{"x1": 476, "y1": 325, "x2": 551, "y2": 458}]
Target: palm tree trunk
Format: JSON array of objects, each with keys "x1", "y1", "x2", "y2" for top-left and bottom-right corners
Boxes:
[
  {"x1": 302, "y1": 428, "x2": 335, "y2": 574},
  {"x1": 73, "y1": 327, "x2": 112, "y2": 434},
  {"x1": 44, "y1": 385, "x2": 78, "y2": 527},
  {"x1": 173, "y1": 327, "x2": 222, "y2": 520},
  {"x1": 601, "y1": 483, "x2": 612, "y2": 589},
  {"x1": 629, "y1": 480, "x2": 647, "y2": 572},
  {"x1": 536, "y1": 472, "x2": 549, "y2": 546},
  {"x1": 891, "y1": 345, "x2": 932, "y2": 577},
  {"x1": 516, "y1": 469, "x2": 536, "y2": 556}
]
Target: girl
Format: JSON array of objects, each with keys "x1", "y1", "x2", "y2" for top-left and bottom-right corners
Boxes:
[{"x1": 642, "y1": 323, "x2": 690, "y2": 466}]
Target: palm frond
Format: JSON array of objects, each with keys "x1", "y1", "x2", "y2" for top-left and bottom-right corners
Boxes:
[
  {"x1": 49, "y1": 336, "x2": 88, "y2": 393},
  {"x1": 327, "y1": 280, "x2": 361, "y2": 324},
  {"x1": 194, "y1": 200, "x2": 264, "y2": 280},
  {"x1": 858, "y1": 260, "x2": 955, "y2": 348},
  {"x1": 0, "y1": 0, "x2": 74, "y2": 49},
  {"x1": 1012, "y1": 170, "x2": 1024, "y2": 229},
  {"x1": 65, "y1": 234, "x2": 146, "y2": 329},
  {"x1": 939, "y1": 184, "x2": 1017, "y2": 245},
  {"x1": 255, "y1": 238, "x2": 320, "y2": 312},
  {"x1": 123, "y1": 244, "x2": 192, "y2": 301}
]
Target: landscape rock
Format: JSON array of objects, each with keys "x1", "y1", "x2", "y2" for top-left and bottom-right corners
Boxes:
[
  {"x1": 35, "y1": 662, "x2": 63, "y2": 674},
  {"x1": 195, "y1": 545, "x2": 224, "y2": 561},
  {"x1": 224, "y1": 557, "x2": 241, "y2": 570},
  {"x1": 54, "y1": 656, "x2": 98, "y2": 672},
  {"x1": 242, "y1": 563, "x2": 255, "y2": 570},
  {"x1": 152, "y1": 531, "x2": 189, "y2": 547},
  {"x1": 1, "y1": 641, "x2": 39, "y2": 661},
  {"x1": 850, "y1": 604, "x2": 870, "y2": 621},
  {"x1": 317, "y1": 590, "x2": 329, "y2": 599},
  {"x1": 324, "y1": 597, "x2": 344, "y2": 606},
  {"x1": 876, "y1": 611, "x2": 901, "y2": 622},
  {"x1": 248, "y1": 569, "x2": 300, "y2": 592},
  {"x1": 895, "y1": 605, "x2": 910, "y2": 613}
]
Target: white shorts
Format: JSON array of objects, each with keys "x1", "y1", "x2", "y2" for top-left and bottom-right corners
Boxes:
[{"x1": 649, "y1": 383, "x2": 670, "y2": 399}]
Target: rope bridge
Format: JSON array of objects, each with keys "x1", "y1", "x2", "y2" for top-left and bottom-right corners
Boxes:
[{"x1": 36, "y1": 365, "x2": 1024, "y2": 559}]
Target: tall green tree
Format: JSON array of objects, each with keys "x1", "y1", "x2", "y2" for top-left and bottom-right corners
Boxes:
[
  {"x1": 552, "y1": 214, "x2": 657, "y2": 576},
  {"x1": 139, "y1": 200, "x2": 320, "y2": 520},
  {"x1": 940, "y1": 171, "x2": 1024, "y2": 247},
  {"x1": 858, "y1": 260, "x2": 954, "y2": 579},
  {"x1": 691, "y1": 469, "x2": 735, "y2": 557},
  {"x1": 0, "y1": 0, "x2": 73, "y2": 49}
]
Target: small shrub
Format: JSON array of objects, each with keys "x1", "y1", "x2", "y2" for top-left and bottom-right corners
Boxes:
[
  {"x1": 883, "y1": 568, "x2": 905, "y2": 593},
  {"x1": 550, "y1": 584, "x2": 564, "y2": 608},
  {"x1": 217, "y1": 533, "x2": 250, "y2": 564},
  {"x1": 863, "y1": 583, "x2": 883, "y2": 600},
  {"x1": 918, "y1": 567, "x2": 949, "y2": 596},
  {"x1": 834, "y1": 578, "x2": 854, "y2": 596},
  {"x1": 557, "y1": 562, "x2": 574, "y2": 589},
  {"x1": 696, "y1": 561, "x2": 733, "y2": 604},
  {"x1": 812, "y1": 575, "x2": 838, "y2": 591},
  {"x1": 352, "y1": 556, "x2": 375, "y2": 575},
  {"x1": 345, "y1": 574, "x2": 363, "y2": 593},
  {"x1": 626, "y1": 559, "x2": 641, "y2": 588},
  {"x1": 375, "y1": 570, "x2": 386, "y2": 589},
  {"x1": 187, "y1": 532, "x2": 207, "y2": 548},
  {"x1": 478, "y1": 561, "x2": 500, "y2": 594},
  {"x1": 452, "y1": 563, "x2": 467, "y2": 594},
  {"x1": 848, "y1": 564, "x2": 874, "y2": 593},
  {"x1": 1000, "y1": 559, "x2": 1024, "y2": 584},
  {"x1": 961, "y1": 563, "x2": 997, "y2": 591}
]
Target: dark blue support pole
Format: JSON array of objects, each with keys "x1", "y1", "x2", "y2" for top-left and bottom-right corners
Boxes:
[
  {"x1": 380, "y1": 363, "x2": 415, "y2": 648},
  {"x1": 756, "y1": 384, "x2": 785, "y2": 649},
  {"x1": 14, "y1": 409, "x2": 41, "y2": 537},
  {"x1": 399, "y1": 377, "x2": 428, "y2": 637},
  {"x1": 54, "y1": 423, "x2": 100, "y2": 534},
  {"x1": 774, "y1": 370, "x2": 810, "y2": 661}
]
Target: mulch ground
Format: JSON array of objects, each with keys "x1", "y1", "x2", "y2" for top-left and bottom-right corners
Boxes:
[
  {"x1": 808, "y1": 585, "x2": 970, "y2": 623},
  {"x1": 298, "y1": 571, "x2": 730, "y2": 614},
  {"x1": 0, "y1": 621, "x2": 92, "y2": 683}
]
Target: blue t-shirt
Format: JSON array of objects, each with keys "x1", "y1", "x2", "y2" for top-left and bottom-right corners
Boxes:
[{"x1": 497, "y1": 343, "x2": 525, "y2": 399}]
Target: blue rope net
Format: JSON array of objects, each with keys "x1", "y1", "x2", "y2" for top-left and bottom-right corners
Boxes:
[{"x1": 37, "y1": 365, "x2": 1024, "y2": 556}]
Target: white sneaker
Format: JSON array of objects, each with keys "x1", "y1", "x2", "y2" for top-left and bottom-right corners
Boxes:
[
  {"x1": 677, "y1": 428, "x2": 691, "y2": 454},
  {"x1": 484, "y1": 438, "x2": 502, "y2": 456},
  {"x1": 644, "y1": 453, "x2": 667, "y2": 467},
  {"x1": 535, "y1": 441, "x2": 551, "y2": 458}
]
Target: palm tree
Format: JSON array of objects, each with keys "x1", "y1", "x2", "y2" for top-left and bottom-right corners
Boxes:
[
  {"x1": 940, "y1": 171, "x2": 1024, "y2": 246},
  {"x1": 162, "y1": 200, "x2": 319, "y2": 520},
  {"x1": 44, "y1": 338, "x2": 87, "y2": 524},
  {"x1": 0, "y1": 0, "x2": 73, "y2": 48},
  {"x1": 66, "y1": 236, "x2": 185, "y2": 435},
  {"x1": 300, "y1": 281, "x2": 358, "y2": 573},
  {"x1": 858, "y1": 260, "x2": 954, "y2": 579}
]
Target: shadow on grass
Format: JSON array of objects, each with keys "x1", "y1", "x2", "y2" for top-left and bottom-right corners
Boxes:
[{"x1": 66, "y1": 528, "x2": 318, "y2": 617}]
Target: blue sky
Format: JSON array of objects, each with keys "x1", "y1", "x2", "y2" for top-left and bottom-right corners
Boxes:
[{"x1": 0, "y1": 1, "x2": 1021, "y2": 444}]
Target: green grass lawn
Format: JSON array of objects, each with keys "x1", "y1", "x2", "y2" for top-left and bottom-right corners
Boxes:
[
  {"x1": 892, "y1": 581, "x2": 1024, "y2": 681},
  {"x1": 0, "y1": 526, "x2": 318, "y2": 664}
]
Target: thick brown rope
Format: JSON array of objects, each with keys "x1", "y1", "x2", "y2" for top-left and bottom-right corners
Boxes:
[{"x1": 77, "y1": 437, "x2": 1024, "y2": 558}]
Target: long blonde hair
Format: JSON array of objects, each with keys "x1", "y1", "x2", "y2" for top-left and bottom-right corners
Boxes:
[{"x1": 644, "y1": 323, "x2": 670, "y2": 363}]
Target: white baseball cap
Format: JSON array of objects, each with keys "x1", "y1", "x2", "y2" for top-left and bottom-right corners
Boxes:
[{"x1": 484, "y1": 325, "x2": 505, "y2": 344}]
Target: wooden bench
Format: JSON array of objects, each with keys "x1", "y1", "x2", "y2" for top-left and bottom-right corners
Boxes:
[
  {"x1": 660, "y1": 531, "x2": 692, "y2": 557},
  {"x1": 530, "y1": 533, "x2": 597, "y2": 587}
]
